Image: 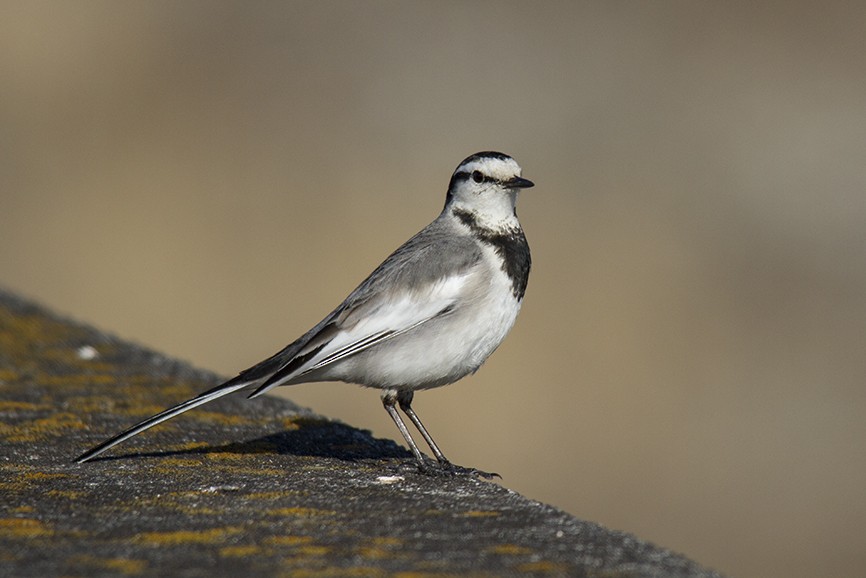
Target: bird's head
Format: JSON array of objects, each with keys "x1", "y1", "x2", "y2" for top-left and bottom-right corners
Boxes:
[{"x1": 444, "y1": 152, "x2": 534, "y2": 224}]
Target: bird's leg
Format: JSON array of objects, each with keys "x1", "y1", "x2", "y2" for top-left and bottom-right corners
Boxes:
[
  {"x1": 396, "y1": 390, "x2": 452, "y2": 469},
  {"x1": 383, "y1": 390, "x2": 499, "y2": 478},
  {"x1": 396, "y1": 390, "x2": 500, "y2": 479},
  {"x1": 381, "y1": 390, "x2": 433, "y2": 471}
]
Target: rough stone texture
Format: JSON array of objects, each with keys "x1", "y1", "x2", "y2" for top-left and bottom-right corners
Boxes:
[{"x1": 0, "y1": 289, "x2": 724, "y2": 577}]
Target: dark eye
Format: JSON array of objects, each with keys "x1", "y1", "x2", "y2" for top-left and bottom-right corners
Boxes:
[{"x1": 471, "y1": 170, "x2": 484, "y2": 183}]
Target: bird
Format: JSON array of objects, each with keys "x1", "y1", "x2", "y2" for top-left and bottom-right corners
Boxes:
[{"x1": 75, "y1": 151, "x2": 534, "y2": 476}]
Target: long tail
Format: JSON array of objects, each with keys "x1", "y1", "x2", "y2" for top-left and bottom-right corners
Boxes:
[{"x1": 74, "y1": 378, "x2": 255, "y2": 463}]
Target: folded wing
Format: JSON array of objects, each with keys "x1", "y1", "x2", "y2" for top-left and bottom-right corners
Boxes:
[{"x1": 248, "y1": 270, "x2": 472, "y2": 396}]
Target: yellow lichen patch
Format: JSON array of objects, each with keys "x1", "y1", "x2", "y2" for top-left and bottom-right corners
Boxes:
[
  {"x1": 355, "y1": 536, "x2": 404, "y2": 560},
  {"x1": 69, "y1": 555, "x2": 147, "y2": 575},
  {"x1": 10, "y1": 506, "x2": 34, "y2": 514},
  {"x1": 279, "y1": 568, "x2": 382, "y2": 578},
  {"x1": 459, "y1": 510, "x2": 499, "y2": 518},
  {"x1": 176, "y1": 440, "x2": 210, "y2": 451},
  {"x1": 160, "y1": 383, "x2": 199, "y2": 397},
  {"x1": 0, "y1": 369, "x2": 19, "y2": 382},
  {"x1": 219, "y1": 545, "x2": 261, "y2": 558},
  {"x1": 246, "y1": 491, "x2": 299, "y2": 501},
  {"x1": 355, "y1": 546, "x2": 395, "y2": 560},
  {"x1": 265, "y1": 535, "x2": 313, "y2": 547},
  {"x1": 0, "y1": 422, "x2": 20, "y2": 443},
  {"x1": 0, "y1": 313, "x2": 71, "y2": 355},
  {"x1": 0, "y1": 400, "x2": 44, "y2": 412},
  {"x1": 486, "y1": 544, "x2": 531, "y2": 556},
  {"x1": 41, "y1": 374, "x2": 118, "y2": 386},
  {"x1": 210, "y1": 465, "x2": 287, "y2": 476},
  {"x1": 101, "y1": 558, "x2": 147, "y2": 575},
  {"x1": 0, "y1": 518, "x2": 54, "y2": 539},
  {"x1": 133, "y1": 526, "x2": 243, "y2": 545},
  {"x1": 203, "y1": 450, "x2": 256, "y2": 462},
  {"x1": 393, "y1": 573, "x2": 464, "y2": 578},
  {"x1": 46, "y1": 489, "x2": 84, "y2": 500},
  {"x1": 268, "y1": 507, "x2": 336, "y2": 517},
  {"x1": 3, "y1": 413, "x2": 87, "y2": 442},
  {"x1": 191, "y1": 411, "x2": 249, "y2": 426},
  {"x1": 24, "y1": 471, "x2": 68, "y2": 482},
  {"x1": 279, "y1": 417, "x2": 303, "y2": 430},
  {"x1": 515, "y1": 561, "x2": 568, "y2": 573},
  {"x1": 296, "y1": 545, "x2": 331, "y2": 556}
]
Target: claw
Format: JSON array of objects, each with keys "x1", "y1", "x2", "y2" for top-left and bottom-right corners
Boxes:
[{"x1": 410, "y1": 457, "x2": 499, "y2": 479}]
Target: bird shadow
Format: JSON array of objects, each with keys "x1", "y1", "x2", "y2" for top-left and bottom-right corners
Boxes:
[{"x1": 88, "y1": 416, "x2": 413, "y2": 464}]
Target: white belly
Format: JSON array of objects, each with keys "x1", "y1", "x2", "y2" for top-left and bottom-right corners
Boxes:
[{"x1": 316, "y1": 252, "x2": 522, "y2": 390}]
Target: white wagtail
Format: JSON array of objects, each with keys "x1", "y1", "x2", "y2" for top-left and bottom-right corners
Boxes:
[{"x1": 75, "y1": 151, "x2": 534, "y2": 475}]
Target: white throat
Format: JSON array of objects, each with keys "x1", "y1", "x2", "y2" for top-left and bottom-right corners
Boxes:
[{"x1": 449, "y1": 189, "x2": 520, "y2": 232}]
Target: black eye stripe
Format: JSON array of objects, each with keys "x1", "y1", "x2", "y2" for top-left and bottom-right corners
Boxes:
[{"x1": 454, "y1": 171, "x2": 497, "y2": 184}]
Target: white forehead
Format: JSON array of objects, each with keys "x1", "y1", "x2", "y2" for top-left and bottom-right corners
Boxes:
[{"x1": 457, "y1": 155, "x2": 523, "y2": 180}]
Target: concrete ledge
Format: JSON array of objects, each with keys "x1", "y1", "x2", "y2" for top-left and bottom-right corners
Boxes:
[{"x1": 0, "y1": 289, "x2": 723, "y2": 577}]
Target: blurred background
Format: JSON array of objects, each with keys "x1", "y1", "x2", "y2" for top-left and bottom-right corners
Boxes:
[{"x1": 2, "y1": 2, "x2": 865, "y2": 576}]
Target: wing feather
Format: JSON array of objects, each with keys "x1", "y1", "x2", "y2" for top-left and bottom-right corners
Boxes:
[{"x1": 248, "y1": 271, "x2": 471, "y2": 396}]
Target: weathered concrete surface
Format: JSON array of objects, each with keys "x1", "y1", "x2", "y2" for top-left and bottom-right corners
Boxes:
[{"x1": 0, "y1": 289, "x2": 724, "y2": 577}]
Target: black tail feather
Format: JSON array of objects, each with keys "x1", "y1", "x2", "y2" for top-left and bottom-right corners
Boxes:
[{"x1": 74, "y1": 378, "x2": 254, "y2": 463}]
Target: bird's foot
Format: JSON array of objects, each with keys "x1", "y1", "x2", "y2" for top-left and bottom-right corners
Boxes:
[
  {"x1": 446, "y1": 463, "x2": 501, "y2": 479},
  {"x1": 409, "y1": 456, "x2": 500, "y2": 479}
]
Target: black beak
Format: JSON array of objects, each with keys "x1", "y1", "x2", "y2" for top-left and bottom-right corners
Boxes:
[{"x1": 506, "y1": 176, "x2": 535, "y2": 189}]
